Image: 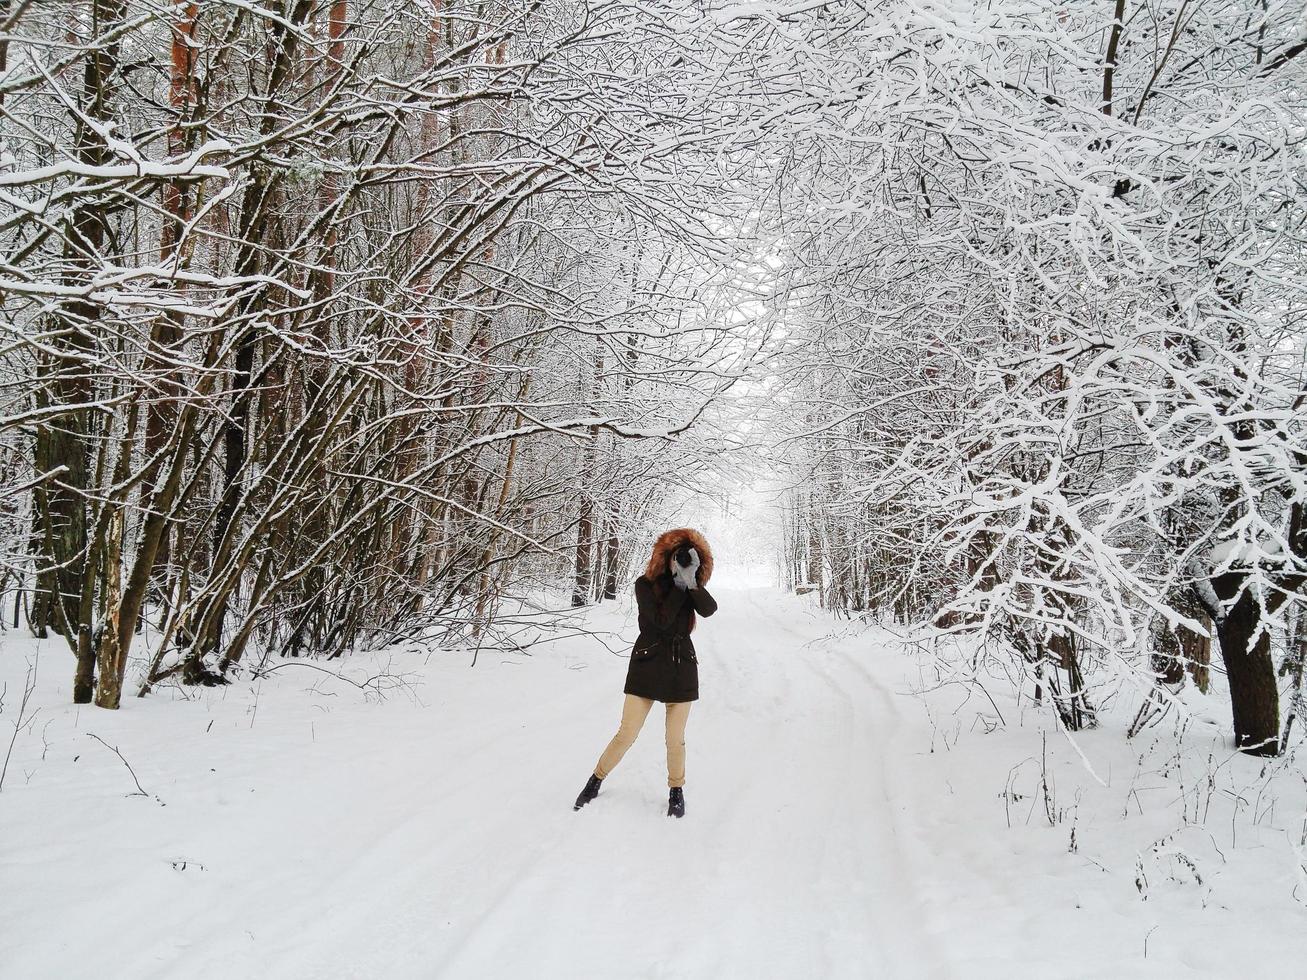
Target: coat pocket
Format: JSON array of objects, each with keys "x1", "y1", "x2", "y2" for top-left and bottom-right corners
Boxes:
[{"x1": 631, "y1": 644, "x2": 659, "y2": 660}]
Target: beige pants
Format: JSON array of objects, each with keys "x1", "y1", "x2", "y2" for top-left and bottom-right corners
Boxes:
[{"x1": 594, "y1": 694, "x2": 692, "y2": 788}]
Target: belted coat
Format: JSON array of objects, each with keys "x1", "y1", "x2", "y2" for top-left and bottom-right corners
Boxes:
[{"x1": 624, "y1": 528, "x2": 718, "y2": 703}]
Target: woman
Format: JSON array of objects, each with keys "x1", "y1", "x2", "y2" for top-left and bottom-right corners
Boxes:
[{"x1": 573, "y1": 528, "x2": 718, "y2": 818}]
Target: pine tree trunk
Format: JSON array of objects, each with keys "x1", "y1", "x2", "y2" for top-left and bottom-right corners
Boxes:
[{"x1": 143, "y1": 1, "x2": 199, "y2": 586}]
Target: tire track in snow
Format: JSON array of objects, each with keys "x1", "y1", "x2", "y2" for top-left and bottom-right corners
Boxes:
[{"x1": 714, "y1": 588, "x2": 952, "y2": 979}]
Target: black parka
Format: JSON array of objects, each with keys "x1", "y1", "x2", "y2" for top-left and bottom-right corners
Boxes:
[{"x1": 624, "y1": 572, "x2": 718, "y2": 703}]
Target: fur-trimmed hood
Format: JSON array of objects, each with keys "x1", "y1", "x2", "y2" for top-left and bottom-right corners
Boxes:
[{"x1": 643, "y1": 527, "x2": 714, "y2": 586}]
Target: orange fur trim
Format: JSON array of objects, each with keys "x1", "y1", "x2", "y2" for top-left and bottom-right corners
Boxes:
[{"x1": 643, "y1": 527, "x2": 714, "y2": 586}]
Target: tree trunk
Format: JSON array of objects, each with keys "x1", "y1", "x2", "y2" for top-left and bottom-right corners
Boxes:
[
  {"x1": 1214, "y1": 587, "x2": 1280, "y2": 756},
  {"x1": 571, "y1": 432, "x2": 597, "y2": 608},
  {"x1": 1152, "y1": 591, "x2": 1211, "y2": 693},
  {"x1": 44, "y1": 0, "x2": 128, "y2": 698},
  {"x1": 1281, "y1": 606, "x2": 1307, "y2": 748},
  {"x1": 93, "y1": 508, "x2": 126, "y2": 709},
  {"x1": 144, "y1": 0, "x2": 200, "y2": 585},
  {"x1": 805, "y1": 496, "x2": 821, "y2": 586},
  {"x1": 187, "y1": 0, "x2": 312, "y2": 677},
  {"x1": 32, "y1": 372, "x2": 90, "y2": 650},
  {"x1": 601, "y1": 496, "x2": 620, "y2": 600}
]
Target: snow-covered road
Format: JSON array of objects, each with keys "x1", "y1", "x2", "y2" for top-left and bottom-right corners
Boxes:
[
  {"x1": 255, "y1": 585, "x2": 949, "y2": 979},
  {"x1": 5, "y1": 585, "x2": 1307, "y2": 978}
]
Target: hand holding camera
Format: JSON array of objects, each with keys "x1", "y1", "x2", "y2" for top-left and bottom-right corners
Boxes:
[{"x1": 670, "y1": 545, "x2": 700, "y2": 591}]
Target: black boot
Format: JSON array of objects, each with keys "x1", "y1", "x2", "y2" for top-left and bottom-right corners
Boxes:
[
  {"x1": 574, "y1": 773, "x2": 602, "y2": 810},
  {"x1": 667, "y1": 786, "x2": 685, "y2": 818}
]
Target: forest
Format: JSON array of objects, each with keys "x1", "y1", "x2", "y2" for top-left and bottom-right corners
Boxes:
[
  {"x1": 5, "y1": 0, "x2": 1303, "y2": 747},
  {"x1": 2, "y1": 1, "x2": 1307, "y2": 973}
]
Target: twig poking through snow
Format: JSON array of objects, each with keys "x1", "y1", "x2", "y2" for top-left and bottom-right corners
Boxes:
[
  {"x1": 0, "y1": 652, "x2": 39, "y2": 793},
  {"x1": 251, "y1": 659, "x2": 416, "y2": 702},
  {"x1": 85, "y1": 733, "x2": 150, "y2": 799}
]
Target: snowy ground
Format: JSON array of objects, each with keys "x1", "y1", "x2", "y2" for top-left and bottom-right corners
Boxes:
[{"x1": 4, "y1": 585, "x2": 1307, "y2": 978}]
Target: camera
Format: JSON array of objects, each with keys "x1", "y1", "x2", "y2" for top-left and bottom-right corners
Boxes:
[{"x1": 674, "y1": 545, "x2": 694, "y2": 568}]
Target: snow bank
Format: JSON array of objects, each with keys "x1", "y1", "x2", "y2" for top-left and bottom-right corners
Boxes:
[{"x1": 3, "y1": 587, "x2": 1305, "y2": 978}]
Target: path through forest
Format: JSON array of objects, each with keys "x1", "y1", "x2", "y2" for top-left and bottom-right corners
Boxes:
[{"x1": 4, "y1": 586, "x2": 1305, "y2": 978}]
